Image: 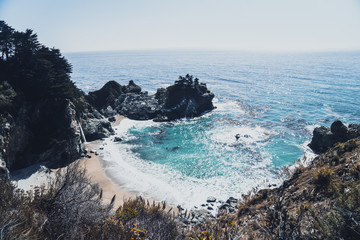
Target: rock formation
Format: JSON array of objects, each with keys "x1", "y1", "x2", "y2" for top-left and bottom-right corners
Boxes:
[
  {"x1": 309, "y1": 120, "x2": 360, "y2": 153},
  {"x1": 0, "y1": 99, "x2": 85, "y2": 171},
  {"x1": 0, "y1": 75, "x2": 214, "y2": 172},
  {"x1": 87, "y1": 74, "x2": 215, "y2": 121}
]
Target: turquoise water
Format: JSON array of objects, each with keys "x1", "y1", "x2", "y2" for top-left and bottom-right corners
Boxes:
[{"x1": 66, "y1": 51, "x2": 360, "y2": 207}]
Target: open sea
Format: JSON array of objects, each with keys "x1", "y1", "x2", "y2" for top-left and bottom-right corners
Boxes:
[{"x1": 66, "y1": 50, "x2": 360, "y2": 208}]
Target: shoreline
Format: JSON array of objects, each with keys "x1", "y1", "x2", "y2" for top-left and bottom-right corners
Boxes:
[
  {"x1": 79, "y1": 115, "x2": 136, "y2": 209},
  {"x1": 80, "y1": 115, "x2": 175, "y2": 212}
]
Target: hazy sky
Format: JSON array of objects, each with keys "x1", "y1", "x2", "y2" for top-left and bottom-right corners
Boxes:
[{"x1": 1, "y1": 0, "x2": 360, "y2": 53}]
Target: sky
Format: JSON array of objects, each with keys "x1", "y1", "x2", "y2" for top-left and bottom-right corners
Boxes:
[{"x1": 1, "y1": 0, "x2": 360, "y2": 53}]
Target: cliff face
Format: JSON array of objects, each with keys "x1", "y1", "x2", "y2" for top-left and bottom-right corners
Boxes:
[
  {"x1": 233, "y1": 137, "x2": 360, "y2": 239},
  {"x1": 0, "y1": 99, "x2": 84, "y2": 171}
]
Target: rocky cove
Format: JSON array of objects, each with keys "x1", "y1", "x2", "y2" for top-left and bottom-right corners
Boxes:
[
  {"x1": 0, "y1": 74, "x2": 215, "y2": 174},
  {"x1": 2, "y1": 75, "x2": 360, "y2": 239},
  {"x1": 1, "y1": 21, "x2": 360, "y2": 239}
]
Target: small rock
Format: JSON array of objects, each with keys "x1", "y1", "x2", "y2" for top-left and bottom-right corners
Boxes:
[
  {"x1": 207, "y1": 206, "x2": 213, "y2": 210},
  {"x1": 191, "y1": 219, "x2": 198, "y2": 224},
  {"x1": 114, "y1": 137, "x2": 123, "y2": 142},
  {"x1": 108, "y1": 116, "x2": 116, "y2": 122},
  {"x1": 206, "y1": 196, "x2": 216, "y2": 203},
  {"x1": 219, "y1": 203, "x2": 230, "y2": 210},
  {"x1": 86, "y1": 155, "x2": 91, "y2": 158},
  {"x1": 226, "y1": 197, "x2": 238, "y2": 204}
]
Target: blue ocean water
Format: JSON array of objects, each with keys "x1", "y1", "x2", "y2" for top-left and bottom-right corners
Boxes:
[{"x1": 66, "y1": 51, "x2": 360, "y2": 208}]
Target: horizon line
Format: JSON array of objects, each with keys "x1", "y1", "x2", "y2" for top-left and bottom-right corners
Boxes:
[{"x1": 63, "y1": 48, "x2": 360, "y2": 55}]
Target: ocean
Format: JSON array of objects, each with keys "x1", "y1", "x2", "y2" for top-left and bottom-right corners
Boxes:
[{"x1": 66, "y1": 50, "x2": 360, "y2": 208}]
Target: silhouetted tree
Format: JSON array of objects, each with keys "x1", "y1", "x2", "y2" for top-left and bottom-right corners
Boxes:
[
  {"x1": 0, "y1": 21, "x2": 82, "y2": 103},
  {"x1": 0, "y1": 21, "x2": 14, "y2": 60}
]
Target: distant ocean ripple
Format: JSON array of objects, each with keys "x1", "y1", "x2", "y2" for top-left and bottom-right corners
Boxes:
[{"x1": 66, "y1": 50, "x2": 360, "y2": 208}]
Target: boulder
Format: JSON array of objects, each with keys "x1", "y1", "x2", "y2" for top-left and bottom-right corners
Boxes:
[{"x1": 309, "y1": 120, "x2": 360, "y2": 153}]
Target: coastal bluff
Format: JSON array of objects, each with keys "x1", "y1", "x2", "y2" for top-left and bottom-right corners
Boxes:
[{"x1": 0, "y1": 74, "x2": 215, "y2": 172}]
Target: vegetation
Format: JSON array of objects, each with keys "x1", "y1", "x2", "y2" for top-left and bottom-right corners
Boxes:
[
  {"x1": 0, "y1": 20, "x2": 83, "y2": 113},
  {"x1": 0, "y1": 163, "x2": 178, "y2": 239},
  {"x1": 175, "y1": 74, "x2": 199, "y2": 86}
]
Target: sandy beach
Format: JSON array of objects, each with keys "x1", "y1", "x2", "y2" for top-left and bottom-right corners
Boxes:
[{"x1": 78, "y1": 115, "x2": 136, "y2": 209}]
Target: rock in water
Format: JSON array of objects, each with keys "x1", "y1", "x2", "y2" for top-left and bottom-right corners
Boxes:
[
  {"x1": 93, "y1": 75, "x2": 215, "y2": 121},
  {"x1": 206, "y1": 196, "x2": 216, "y2": 203},
  {"x1": 154, "y1": 75, "x2": 215, "y2": 121},
  {"x1": 309, "y1": 120, "x2": 360, "y2": 153}
]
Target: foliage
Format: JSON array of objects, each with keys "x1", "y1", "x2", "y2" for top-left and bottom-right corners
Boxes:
[
  {"x1": 0, "y1": 163, "x2": 178, "y2": 239},
  {"x1": 313, "y1": 166, "x2": 333, "y2": 188},
  {"x1": 0, "y1": 81, "x2": 16, "y2": 112},
  {"x1": 310, "y1": 180, "x2": 360, "y2": 240},
  {"x1": 0, "y1": 21, "x2": 83, "y2": 109},
  {"x1": 175, "y1": 74, "x2": 199, "y2": 86}
]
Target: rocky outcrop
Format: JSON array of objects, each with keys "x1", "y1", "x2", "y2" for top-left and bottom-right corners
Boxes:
[
  {"x1": 89, "y1": 75, "x2": 215, "y2": 121},
  {"x1": 232, "y1": 138, "x2": 360, "y2": 239},
  {"x1": 1, "y1": 99, "x2": 85, "y2": 171},
  {"x1": 115, "y1": 93, "x2": 161, "y2": 120},
  {"x1": 309, "y1": 120, "x2": 360, "y2": 153},
  {"x1": 80, "y1": 103, "x2": 114, "y2": 141},
  {"x1": 86, "y1": 80, "x2": 143, "y2": 117},
  {"x1": 154, "y1": 75, "x2": 215, "y2": 121}
]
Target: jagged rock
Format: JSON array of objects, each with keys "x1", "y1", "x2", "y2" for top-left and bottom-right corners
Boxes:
[
  {"x1": 124, "y1": 80, "x2": 142, "y2": 94},
  {"x1": 309, "y1": 120, "x2": 360, "y2": 153},
  {"x1": 154, "y1": 75, "x2": 215, "y2": 121},
  {"x1": 86, "y1": 80, "x2": 143, "y2": 117},
  {"x1": 86, "y1": 81, "x2": 123, "y2": 114},
  {"x1": 114, "y1": 137, "x2": 122, "y2": 142},
  {"x1": 82, "y1": 117, "x2": 113, "y2": 141},
  {"x1": 81, "y1": 104, "x2": 114, "y2": 142},
  {"x1": 114, "y1": 93, "x2": 161, "y2": 120},
  {"x1": 93, "y1": 75, "x2": 214, "y2": 121}
]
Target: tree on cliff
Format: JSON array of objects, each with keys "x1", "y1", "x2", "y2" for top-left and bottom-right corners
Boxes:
[
  {"x1": 0, "y1": 20, "x2": 14, "y2": 60},
  {"x1": 0, "y1": 21, "x2": 82, "y2": 103}
]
